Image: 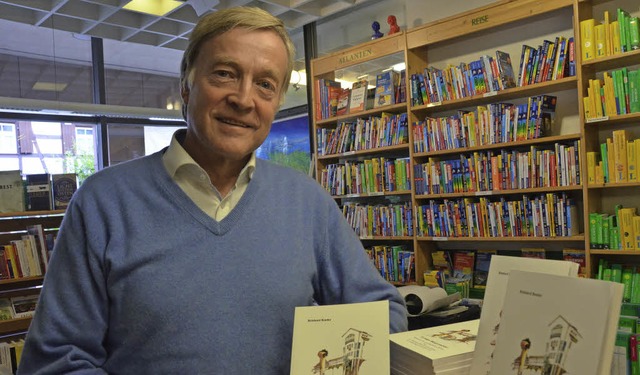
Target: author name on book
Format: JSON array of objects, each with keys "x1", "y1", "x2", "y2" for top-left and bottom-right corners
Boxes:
[{"x1": 519, "y1": 290, "x2": 542, "y2": 298}]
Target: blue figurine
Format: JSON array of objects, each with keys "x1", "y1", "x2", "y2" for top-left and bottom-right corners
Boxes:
[{"x1": 371, "y1": 21, "x2": 384, "y2": 39}]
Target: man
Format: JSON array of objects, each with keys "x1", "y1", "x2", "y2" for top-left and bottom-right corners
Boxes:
[{"x1": 19, "y1": 7, "x2": 407, "y2": 374}]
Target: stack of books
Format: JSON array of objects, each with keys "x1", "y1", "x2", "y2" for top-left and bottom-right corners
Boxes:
[{"x1": 390, "y1": 319, "x2": 479, "y2": 375}]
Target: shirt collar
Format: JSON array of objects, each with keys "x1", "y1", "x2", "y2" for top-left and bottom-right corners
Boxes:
[{"x1": 162, "y1": 128, "x2": 256, "y2": 181}]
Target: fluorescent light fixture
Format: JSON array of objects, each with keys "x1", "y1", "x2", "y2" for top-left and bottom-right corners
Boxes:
[
  {"x1": 32, "y1": 82, "x2": 68, "y2": 91},
  {"x1": 123, "y1": 0, "x2": 184, "y2": 16},
  {"x1": 392, "y1": 62, "x2": 406, "y2": 72}
]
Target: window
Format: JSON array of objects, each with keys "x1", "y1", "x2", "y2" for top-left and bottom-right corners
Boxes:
[{"x1": 0, "y1": 123, "x2": 17, "y2": 154}]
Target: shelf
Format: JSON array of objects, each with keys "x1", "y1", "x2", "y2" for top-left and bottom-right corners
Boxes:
[
  {"x1": 581, "y1": 49, "x2": 640, "y2": 72},
  {"x1": 409, "y1": 77, "x2": 577, "y2": 114},
  {"x1": 317, "y1": 143, "x2": 410, "y2": 161},
  {"x1": 584, "y1": 112, "x2": 640, "y2": 127},
  {"x1": 587, "y1": 181, "x2": 640, "y2": 189},
  {"x1": 415, "y1": 185, "x2": 583, "y2": 200},
  {"x1": 315, "y1": 102, "x2": 407, "y2": 127},
  {"x1": 413, "y1": 134, "x2": 582, "y2": 158},
  {"x1": 0, "y1": 210, "x2": 65, "y2": 219},
  {"x1": 333, "y1": 190, "x2": 412, "y2": 199},
  {"x1": 0, "y1": 276, "x2": 44, "y2": 290},
  {"x1": 0, "y1": 317, "x2": 31, "y2": 336},
  {"x1": 417, "y1": 235, "x2": 585, "y2": 242}
]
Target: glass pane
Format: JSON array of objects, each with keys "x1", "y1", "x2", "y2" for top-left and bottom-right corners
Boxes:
[
  {"x1": 107, "y1": 124, "x2": 145, "y2": 165},
  {"x1": 0, "y1": 21, "x2": 93, "y2": 104},
  {"x1": 103, "y1": 39, "x2": 182, "y2": 112}
]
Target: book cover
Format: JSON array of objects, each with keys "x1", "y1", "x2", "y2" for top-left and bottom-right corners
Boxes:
[
  {"x1": 0, "y1": 170, "x2": 24, "y2": 213},
  {"x1": 489, "y1": 270, "x2": 623, "y2": 375},
  {"x1": 469, "y1": 255, "x2": 579, "y2": 375},
  {"x1": 374, "y1": 70, "x2": 398, "y2": 108},
  {"x1": 0, "y1": 299, "x2": 14, "y2": 321},
  {"x1": 495, "y1": 50, "x2": 517, "y2": 89},
  {"x1": 473, "y1": 250, "x2": 496, "y2": 289},
  {"x1": 348, "y1": 80, "x2": 368, "y2": 114},
  {"x1": 25, "y1": 173, "x2": 52, "y2": 211},
  {"x1": 336, "y1": 88, "x2": 351, "y2": 116},
  {"x1": 52, "y1": 173, "x2": 77, "y2": 210},
  {"x1": 290, "y1": 300, "x2": 389, "y2": 375},
  {"x1": 10, "y1": 295, "x2": 38, "y2": 318}
]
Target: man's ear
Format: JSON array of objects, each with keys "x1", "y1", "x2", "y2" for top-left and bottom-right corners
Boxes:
[{"x1": 181, "y1": 87, "x2": 190, "y2": 107}]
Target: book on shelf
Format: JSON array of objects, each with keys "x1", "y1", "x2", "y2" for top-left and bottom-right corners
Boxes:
[
  {"x1": 390, "y1": 319, "x2": 479, "y2": 375},
  {"x1": 374, "y1": 70, "x2": 399, "y2": 108},
  {"x1": 469, "y1": 255, "x2": 579, "y2": 375},
  {"x1": 25, "y1": 173, "x2": 52, "y2": 211},
  {"x1": 0, "y1": 339, "x2": 24, "y2": 374},
  {"x1": 0, "y1": 170, "x2": 24, "y2": 213},
  {"x1": 336, "y1": 88, "x2": 350, "y2": 116},
  {"x1": 488, "y1": 270, "x2": 623, "y2": 375},
  {"x1": 473, "y1": 250, "x2": 496, "y2": 289},
  {"x1": 52, "y1": 173, "x2": 77, "y2": 210},
  {"x1": 495, "y1": 50, "x2": 516, "y2": 89},
  {"x1": 290, "y1": 300, "x2": 389, "y2": 375},
  {"x1": 0, "y1": 299, "x2": 14, "y2": 321},
  {"x1": 10, "y1": 295, "x2": 38, "y2": 318},
  {"x1": 348, "y1": 80, "x2": 368, "y2": 114},
  {"x1": 26, "y1": 224, "x2": 49, "y2": 273}
]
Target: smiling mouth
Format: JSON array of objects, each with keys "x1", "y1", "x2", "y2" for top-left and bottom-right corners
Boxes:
[{"x1": 219, "y1": 117, "x2": 252, "y2": 128}]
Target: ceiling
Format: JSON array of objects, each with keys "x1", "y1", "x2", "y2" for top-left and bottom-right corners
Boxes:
[
  {"x1": 0, "y1": 0, "x2": 389, "y2": 118},
  {"x1": 0, "y1": 0, "x2": 374, "y2": 51}
]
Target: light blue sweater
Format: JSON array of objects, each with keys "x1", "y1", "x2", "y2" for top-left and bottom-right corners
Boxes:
[{"x1": 19, "y1": 151, "x2": 407, "y2": 374}]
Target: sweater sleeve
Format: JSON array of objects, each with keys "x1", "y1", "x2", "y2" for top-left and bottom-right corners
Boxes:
[
  {"x1": 18, "y1": 194, "x2": 109, "y2": 374},
  {"x1": 315, "y1": 199, "x2": 408, "y2": 334}
]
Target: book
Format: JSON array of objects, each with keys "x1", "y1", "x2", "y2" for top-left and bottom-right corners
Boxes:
[
  {"x1": 473, "y1": 250, "x2": 496, "y2": 289},
  {"x1": 336, "y1": 88, "x2": 350, "y2": 116},
  {"x1": 495, "y1": 50, "x2": 516, "y2": 89},
  {"x1": 0, "y1": 299, "x2": 14, "y2": 321},
  {"x1": 10, "y1": 295, "x2": 38, "y2": 318},
  {"x1": 390, "y1": 319, "x2": 479, "y2": 375},
  {"x1": 489, "y1": 270, "x2": 623, "y2": 375},
  {"x1": 25, "y1": 173, "x2": 52, "y2": 211},
  {"x1": 290, "y1": 300, "x2": 389, "y2": 375},
  {"x1": 348, "y1": 80, "x2": 369, "y2": 114},
  {"x1": 0, "y1": 170, "x2": 24, "y2": 213},
  {"x1": 469, "y1": 255, "x2": 579, "y2": 375},
  {"x1": 52, "y1": 173, "x2": 77, "y2": 210},
  {"x1": 374, "y1": 70, "x2": 399, "y2": 108}
]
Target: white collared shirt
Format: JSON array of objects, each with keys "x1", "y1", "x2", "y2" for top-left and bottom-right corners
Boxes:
[{"x1": 162, "y1": 130, "x2": 255, "y2": 221}]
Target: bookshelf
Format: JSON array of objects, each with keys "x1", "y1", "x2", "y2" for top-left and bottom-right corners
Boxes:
[
  {"x1": 310, "y1": 0, "x2": 614, "y2": 286},
  {"x1": 311, "y1": 32, "x2": 416, "y2": 285},
  {"x1": 0, "y1": 210, "x2": 63, "y2": 338},
  {"x1": 575, "y1": 0, "x2": 640, "y2": 279}
]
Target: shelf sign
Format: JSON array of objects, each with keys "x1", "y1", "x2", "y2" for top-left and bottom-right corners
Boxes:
[
  {"x1": 471, "y1": 15, "x2": 489, "y2": 26},
  {"x1": 338, "y1": 49, "x2": 373, "y2": 65}
]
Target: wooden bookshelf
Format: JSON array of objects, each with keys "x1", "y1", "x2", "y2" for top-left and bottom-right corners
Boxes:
[
  {"x1": 310, "y1": 0, "x2": 640, "y2": 284},
  {"x1": 0, "y1": 210, "x2": 63, "y2": 337}
]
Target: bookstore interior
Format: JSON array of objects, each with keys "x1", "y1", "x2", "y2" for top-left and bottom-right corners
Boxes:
[{"x1": 1, "y1": 0, "x2": 640, "y2": 373}]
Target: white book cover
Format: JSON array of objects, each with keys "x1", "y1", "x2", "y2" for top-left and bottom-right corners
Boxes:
[
  {"x1": 290, "y1": 300, "x2": 389, "y2": 375},
  {"x1": 469, "y1": 255, "x2": 579, "y2": 375},
  {"x1": 489, "y1": 270, "x2": 623, "y2": 375},
  {"x1": 0, "y1": 170, "x2": 24, "y2": 213},
  {"x1": 390, "y1": 319, "x2": 479, "y2": 368}
]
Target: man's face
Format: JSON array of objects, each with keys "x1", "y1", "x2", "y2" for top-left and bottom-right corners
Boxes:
[{"x1": 182, "y1": 27, "x2": 288, "y2": 165}]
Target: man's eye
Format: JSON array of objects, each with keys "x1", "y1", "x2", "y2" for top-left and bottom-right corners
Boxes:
[
  {"x1": 259, "y1": 81, "x2": 276, "y2": 91},
  {"x1": 214, "y1": 70, "x2": 232, "y2": 78}
]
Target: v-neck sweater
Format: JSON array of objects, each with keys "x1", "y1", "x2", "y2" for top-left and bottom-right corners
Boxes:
[{"x1": 19, "y1": 150, "x2": 407, "y2": 374}]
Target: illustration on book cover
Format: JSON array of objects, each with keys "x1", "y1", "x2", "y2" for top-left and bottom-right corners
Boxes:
[
  {"x1": 508, "y1": 315, "x2": 580, "y2": 375},
  {"x1": 311, "y1": 328, "x2": 372, "y2": 375}
]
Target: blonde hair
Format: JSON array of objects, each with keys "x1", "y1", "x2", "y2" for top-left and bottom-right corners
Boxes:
[{"x1": 180, "y1": 7, "x2": 295, "y2": 118}]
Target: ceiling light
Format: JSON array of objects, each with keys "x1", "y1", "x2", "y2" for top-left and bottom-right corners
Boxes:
[
  {"x1": 123, "y1": 0, "x2": 184, "y2": 16},
  {"x1": 32, "y1": 82, "x2": 68, "y2": 91}
]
